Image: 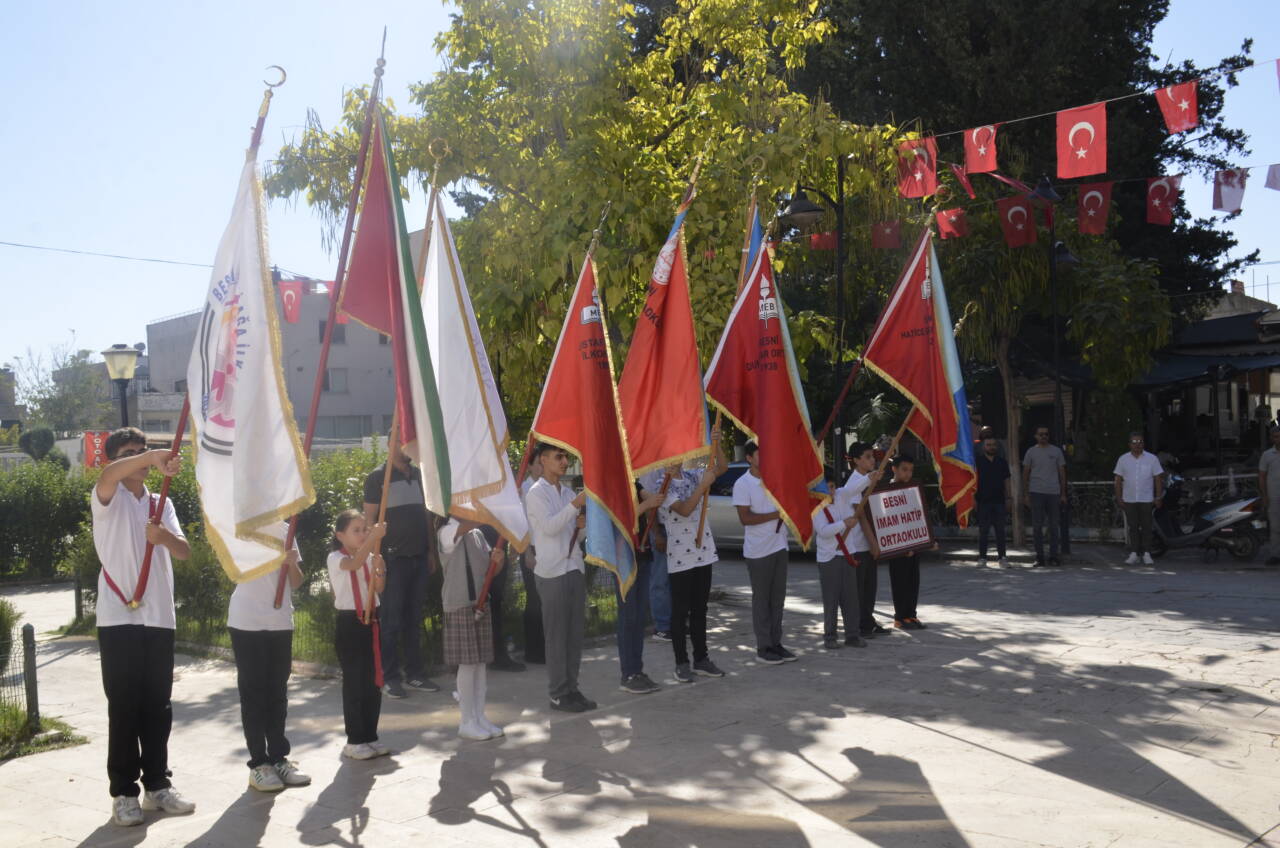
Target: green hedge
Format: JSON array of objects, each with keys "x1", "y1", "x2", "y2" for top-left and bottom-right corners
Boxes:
[{"x1": 0, "y1": 461, "x2": 93, "y2": 578}]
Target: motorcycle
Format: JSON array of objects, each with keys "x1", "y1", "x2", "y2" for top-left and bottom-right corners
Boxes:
[{"x1": 1149, "y1": 473, "x2": 1264, "y2": 560}]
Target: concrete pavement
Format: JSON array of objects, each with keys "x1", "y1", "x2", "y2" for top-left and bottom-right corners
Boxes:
[{"x1": 0, "y1": 546, "x2": 1277, "y2": 847}]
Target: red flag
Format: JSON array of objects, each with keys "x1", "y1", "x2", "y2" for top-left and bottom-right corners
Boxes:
[
  {"x1": 988, "y1": 172, "x2": 1032, "y2": 194},
  {"x1": 1213, "y1": 168, "x2": 1248, "y2": 213},
  {"x1": 963, "y1": 124, "x2": 998, "y2": 174},
  {"x1": 809, "y1": 231, "x2": 838, "y2": 250},
  {"x1": 949, "y1": 163, "x2": 977, "y2": 199},
  {"x1": 872, "y1": 220, "x2": 902, "y2": 249},
  {"x1": 862, "y1": 231, "x2": 977, "y2": 527},
  {"x1": 704, "y1": 246, "x2": 825, "y2": 547},
  {"x1": 618, "y1": 200, "x2": 709, "y2": 477},
  {"x1": 1057, "y1": 102, "x2": 1107, "y2": 179},
  {"x1": 897, "y1": 137, "x2": 938, "y2": 198},
  {"x1": 1147, "y1": 175, "x2": 1182, "y2": 225},
  {"x1": 935, "y1": 208, "x2": 968, "y2": 239},
  {"x1": 327, "y1": 283, "x2": 349, "y2": 324},
  {"x1": 1077, "y1": 182, "x2": 1113, "y2": 235},
  {"x1": 1156, "y1": 81, "x2": 1198, "y2": 133},
  {"x1": 278, "y1": 279, "x2": 302, "y2": 324},
  {"x1": 997, "y1": 196, "x2": 1037, "y2": 247}
]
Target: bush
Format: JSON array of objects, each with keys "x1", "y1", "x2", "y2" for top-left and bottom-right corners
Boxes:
[
  {"x1": 294, "y1": 447, "x2": 381, "y2": 586},
  {"x1": 0, "y1": 461, "x2": 93, "y2": 577},
  {"x1": 0, "y1": 599, "x2": 18, "y2": 670},
  {"x1": 17, "y1": 429, "x2": 54, "y2": 461}
]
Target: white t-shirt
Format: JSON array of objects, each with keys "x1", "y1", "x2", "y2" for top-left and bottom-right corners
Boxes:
[
  {"x1": 732, "y1": 471, "x2": 788, "y2": 559},
  {"x1": 1113, "y1": 451, "x2": 1164, "y2": 503},
  {"x1": 814, "y1": 499, "x2": 858, "y2": 563},
  {"x1": 326, "y1": 550, "x2": 380, "y2": 612},
  {"x1": 227, "y1": 545, "x2": 300, "y2": 631},
  {"x1": 833, "y1": 472, "x2": 872, "y2": 552},
  {"x1": 526, "y1": 478, "x2": 584, "y2": 578},
  {"x1": 91, "y1": 483, "x2": 184, "y2": 629},
  {"x1": 660, "y1": 470, "x2": 717, "y2": 573}
]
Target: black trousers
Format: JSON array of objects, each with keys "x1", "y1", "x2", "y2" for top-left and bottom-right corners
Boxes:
[
  {"x1": 520, "y1": 557, "x2": 546, "y2": 663},
  {"x1": 856, "y1": 552, "x2": 879, "y2": 632},
  {"x1": 229, "y1": 628, "x2": 293, "y2": 768},
  {"x1": 889, "y1": 554, "x2": 921, "y2": 621},
  {"x1": 335, "y1": 611, "x2": 381, "y2": 745},
  {"x1": 98, "y1": 625, "x2": 174, "y2": 798},
  {"x1": 379, "y1": 554, "x2": 428, "y2": 684},
  {"x1": 669, "y1": 566, "x2": 712, "y2": 665},
  {"x1": 488, "y1": 558, "x2": 512, "y2": 662}
]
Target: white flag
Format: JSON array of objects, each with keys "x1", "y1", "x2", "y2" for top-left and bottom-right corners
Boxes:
[
  {"x1": 187, "y1": 158, "x2": 314, "y2": 582},
  {"x1": 1265, "y1": 164, "x2": 1280, "y2": 192},
  {"x1": 418, "y1": 190, "x2": 530, "y2": 550},
  {"x1": 1212, "y1": 168, "x2": 1248, "y2": 214}
]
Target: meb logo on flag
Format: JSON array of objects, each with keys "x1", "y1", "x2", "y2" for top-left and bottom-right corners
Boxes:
[{"x1": 758, "y1": 269, "x2": 778, "y2": 322}]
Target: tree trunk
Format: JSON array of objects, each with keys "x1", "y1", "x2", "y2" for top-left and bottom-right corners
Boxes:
[{"x1": 996, "y1": 333, "x2": 1025, "y2": 547}]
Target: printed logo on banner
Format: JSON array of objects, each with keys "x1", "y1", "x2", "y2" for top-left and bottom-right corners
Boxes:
[
  {"x1": 865, "y1": 484, "x2": 934, "y2": 559},
  {"x1": 196, "y1": 267, "x2": 249, "y2": 457},
  {"x1": 580, "y1": 288, "x2": 602, "y2": 325},
  {"x1": 758, "y1": 268, "x2": 778, "y2": 322}
]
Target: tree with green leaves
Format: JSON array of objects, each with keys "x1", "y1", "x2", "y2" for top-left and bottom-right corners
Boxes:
[{"x1": 14, "y1": 346, "x2": 112, "y2": 435}]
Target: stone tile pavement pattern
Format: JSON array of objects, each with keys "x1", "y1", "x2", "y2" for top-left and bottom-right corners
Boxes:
[{"x1": 1, "y1": 547, "x2": 1277, "y2": 847}]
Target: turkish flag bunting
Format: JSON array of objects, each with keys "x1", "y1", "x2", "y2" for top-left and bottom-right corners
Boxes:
[
  {"x1": 1057, "y1": 102, "x2": 1107, "y2": 179},
  {"x1": 935, "y1": 208, "x2": 969, "y2": 239},
  {"x1": 1147, "y1": 175, "x2": 1182, "y2": 225},
  {"x1": 1213, "y1": 168, "x2": 1248, "y2": 213},
  {"x1": 809, "y1": 231, "x2": 838, "y2": 250},
  {"x1": 949, "y1": 163, "x2": 977, "y2": 199},
  {"x1": 871, "y1": 220, "x2": 902, "y2": 249},
  {"x1": 897, "y1": 137, "x2": 938, "y2": 198},
  {"x1": 963, "y1": 124, "x2": 999, "y2": 173},
  {"x1": 1156, "y1": 81, "x2": 1199, "y2": 133},
  {"x1": 997, "y1": 196, "x2": 1037, "y2": 247},
  {"x1": 1076, "y1": 182, "x2": 1113, "y2": 235},
  {"x1": 326, "y1": 283, "x2": 349, "y2": 323},
  {"x1": 278, "y1": 279, "x2": 302, "y2": 323}
]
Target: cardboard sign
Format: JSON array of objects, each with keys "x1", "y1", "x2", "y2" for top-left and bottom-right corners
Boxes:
[
  {"x1": 863, "y1": 484, "x2": 934, "y2": 560},
  {"x1": 83, "y1": 430, "x2": 110, "y2": 468}
]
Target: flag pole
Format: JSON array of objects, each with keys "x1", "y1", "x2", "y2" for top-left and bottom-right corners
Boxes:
[
  {"x1": 135, "y1": 69, "x2": 287, "y2": 608},
  {"x1": 693, "y1": 411, "x2": 721, "y2": 548},
  {"x1": 274, "y1": 49, "x2": 386, "y2": 608},
  {"x1": 365, "y1": 413, "x2": 399, "y2": 624}
]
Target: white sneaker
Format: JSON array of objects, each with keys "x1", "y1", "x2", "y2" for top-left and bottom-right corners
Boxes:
[
  {"x1": 458, "y1": 720, "x2": 490, "y2": 741},
  {"x1": 141, "y1": 787, "x2": 196, "y2": 815},
  {"x1": 273, "y1": 759, "x2": 311, "y2": 787},
  {"x1": 1124, "y1": 552, "x2": 1139, "y2": 565},
  {"x1": 478, "y1": 715, "x2": 505, "y2": 738},
  {"x1": 368, "y1": 741, "x2": 392, "y2": 757},
  {"x1": 998, "y1": 557, "x2": 1010, "y2": 568},
  {"x1": 342, "y1": 743, "x2": 378, "y2": 760},
  {"x1": 111, "y1": 795, "x2": 143, "y2": 827},
  {"x1": 248, "y1": 764, "x2": 284, "y2": 792},
  {"x1": 1142, "y1": 553, "x2": 1155, "y2": 565}
]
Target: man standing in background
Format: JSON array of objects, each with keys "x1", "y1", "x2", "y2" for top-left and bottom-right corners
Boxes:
[{"x1": 1022, "y1": 427, "x2": 1067, "y2": 567}]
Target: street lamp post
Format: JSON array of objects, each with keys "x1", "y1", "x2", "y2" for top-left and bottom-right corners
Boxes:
[{"x1": 101, "y1": 344, "x2": 141, "y2": 428}]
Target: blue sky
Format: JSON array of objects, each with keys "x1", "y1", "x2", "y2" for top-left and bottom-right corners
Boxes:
[{"x1": 1, "y1": 1, "x2": 1277, "y2": 375}]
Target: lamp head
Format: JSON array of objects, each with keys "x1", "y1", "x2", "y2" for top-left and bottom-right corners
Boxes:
[
  {"x1": 101, "y1": 344, "x2": 140, "y2": 381},
  {"x1": 1052, "y1": 241, "x2": 1079, "y2": 266},
  {"x1": 781, "y1": 189, "x2": 826, "y2": 230},
  {"x1": 1029, "y1": 176, "x2": 1062, "y2": 204}
]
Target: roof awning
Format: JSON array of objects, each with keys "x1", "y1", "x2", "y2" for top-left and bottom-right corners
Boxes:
[{"x1": 1133, "y1": 352, "x2": 1280, "y2": 387}]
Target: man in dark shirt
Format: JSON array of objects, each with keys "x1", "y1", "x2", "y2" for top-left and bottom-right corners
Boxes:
[
  {"x1": 363, "y1": 442, "x2": 438, "y2": 698},
  {"x1": 974, "y1": 436, "x2": 1011, "y2": 567}
]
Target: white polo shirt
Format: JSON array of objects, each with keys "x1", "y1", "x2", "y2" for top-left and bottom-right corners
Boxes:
[
  {"x1": 227, "y1": 542, "x2": 300, "y2": 631},
  {"x1": 327, "y1": 550, "x2": 380, "y2": 612},
  {"x1": 526, "y1": 478, "x2": 584, "y2": 578},
  {"x1": 732, "y1": 471, "x2": 788, "y2": 559},
  {"x1": 834, "y1": 472, "x2": 872, "y2": 552},
  {"x1": 91, "y1": 483, "x2": 184, "y2": 629},
  {"x1": 1114, "y1": 451, "x2": 1164, "y2": 503}
]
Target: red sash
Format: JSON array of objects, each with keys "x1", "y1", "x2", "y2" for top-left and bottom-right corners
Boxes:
[
  {"x1": 101, "y1": 494, "x2": 159, "y2": 608},
  {"x1": 345, "y1": 552, "x2": 384, "y2": 688},
  {"x1": 823, "y1": 506, "x2": 859, "y2": 569}
]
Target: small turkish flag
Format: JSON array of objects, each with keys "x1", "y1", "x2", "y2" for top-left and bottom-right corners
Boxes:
[
  {"x1": 897, "y1": 137, "x2": 938, "y2": 198},
  {"x1": 327, "y1": 282, "x2": 349, "y2": 323},
  {"x1": 1156, "y1": 81, "x2": 1198, "y2": 133},
  {"x1": 997, "y1": 196, "x2": 1037, "y2": 247},
  {"x1": 949, "y1": 163, "x2": 977, "y2": 199},
  {"x1": 963, "y1": 124, "x2": 999, "y2": 174},
  {"x1": 809, "y1": 231, "x2": 838, "y2": 250},
  {"x1": 1057, "y1": 102, "x2": 1107, "y2": 179},
  {"x1": 1212, "y1": 168, "x2": 1248, "y2": 213},
  {"x1": 935, "y1": 208, "x2": 969, "y2": 239},
  {"x1": 1146, "y1": 176, "x2": 1182, "y2": 225},
  {"x1": 1076, "y1": 182, "x2": 1113, "y2": 235},
  {"x1": 279, "y1": 279, "x2": 303, "y2": 323},
  {"x1": 871, "y1": 220, "x2": 902, "y2": 249}
]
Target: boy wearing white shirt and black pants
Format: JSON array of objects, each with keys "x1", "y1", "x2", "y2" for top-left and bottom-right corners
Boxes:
[
  {"x1": 91, "y1": 427, "x2": 194, "y2": 827},
  {"x1": 733, "y1": 441, "x2": 796, "y2": 665},
  {"x1": 842, "y1": 444, "x2": 889, "y2": 638},
  {"x1": 1114, "y1": 432, "x2": 1164, "y2": 565}
]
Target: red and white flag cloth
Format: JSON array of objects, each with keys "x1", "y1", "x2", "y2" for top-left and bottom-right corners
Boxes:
[
  {"x1": 935, "y1": 208, "x2": 968, "y2": 239},
  {"x1": 871, "y1": 220, "x2": 902, "y2": 249},
  {"x1": 1147, "y1": 176, "x2": 1182, "y2": 225},
  {"x1": 949, "y1": 163, "x2": 976, "y2": 199},
  {"x1": 1213, "y1": 168, "x2": 1249, "y2": 213},
  {"x1": 1266, "y1": 164, "x2": 1280, "y2": 191},
  {"x1": 1057, "y1": 102, "x2": 1107, "y2": 179},
  {"x1": 897, "y1": 137, "x2": 938, "y2": 198},
  {"x1": 997, "y1": 196, "x2": 1037, "y2": 247},
  {"x1": 1156, "y1": 81, "x2": 1198, "y2": 133},
  {"x1": 1077, "y1": 182, "x2": 1113, "y2": 235},
  {"x1": 809, "y1": 231, "x2": 838, "y2": 250},
  {"x1": 326, "y1": 283, "x2": 349, "y2": 324},
  {"x1": 963, "y1": 124, "x2": 998, "y2": 173},
  {"x1": 278, "y1": 279, "x2": 302, "y2": 324}
]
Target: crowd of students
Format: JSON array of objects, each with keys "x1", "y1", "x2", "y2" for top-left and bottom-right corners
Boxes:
[{"x1": 89, "y1": 426, "x2": 934, "y2": 828}]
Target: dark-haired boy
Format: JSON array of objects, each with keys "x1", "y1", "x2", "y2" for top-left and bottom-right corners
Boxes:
[
  {"x1": 840, "y1": 443, "x2": 887, "y2": 638},
  {"x1": 733, "y1": 441, "x2": 795, "y2": 665},
  {"x1": 92, "y1": 427, "x2": 194, "y2": 827}
]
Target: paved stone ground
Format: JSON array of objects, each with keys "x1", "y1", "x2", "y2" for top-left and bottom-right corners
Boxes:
[{"x1": 1, "y1": 545, "x2": 1277, "y2": 848}]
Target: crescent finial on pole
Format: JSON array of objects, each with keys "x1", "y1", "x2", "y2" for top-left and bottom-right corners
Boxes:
[
  {"x1": 427, "y1": 138, "x2": 450, "y2": 190},
  {"x1": 249, "y1": 65, "x2": 286, "y2": 155}
]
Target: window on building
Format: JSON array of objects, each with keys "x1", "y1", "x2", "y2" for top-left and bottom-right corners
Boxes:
[
  {"x1": 143, "y1": 419, "x2": 172, "y2": 433},
  {"x1": 174, "y1": 378, "x2": 187, "y2": 393},
  {"x1": 382, "y1": 414, "x2": 394, "y2": 433},
  {"x1": 323, "y1": 368, "x2": 348, "y2": 393},
  {"x1": 379, "y1": 333, "x2": 389, "y2": 345},
  {"x1": 319, "y1": 320, "x2": 346, "y2": 345}
]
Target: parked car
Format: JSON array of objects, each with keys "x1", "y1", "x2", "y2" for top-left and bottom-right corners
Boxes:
[{"x1": 704, "y1": 462, "x2": 804, "y2": 553}]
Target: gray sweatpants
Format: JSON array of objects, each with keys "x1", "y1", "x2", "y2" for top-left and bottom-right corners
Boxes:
[
  {"x1": 746, "y1": 549, "x2": 789, "y2": 651},
  {"x1": 536, "y1": 570, "x2": 585, "y2": 700},
  {"x1": 817, "y1": 556, "x2": 859, "y2": 640},
  {"x1": 1121, "y1": 501, "x2": 1153, "y2": 555}
]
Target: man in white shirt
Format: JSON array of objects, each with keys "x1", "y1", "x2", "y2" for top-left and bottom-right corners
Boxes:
[
  {"x1": 91, "y1": 427, "x2": 194, "y2": 827},
  {"x1": 524, "y1": 442, "x2": 594, "y2": 712},
  {"x1": 733, "y1": 441, "x2": 795, "y2": 665},
  {"x1": 839, "y1": 443, "x2": 887, "y2": 638},
  {"x1": 1113, "y1": 432, "x2": 1164, "y2": 565}
]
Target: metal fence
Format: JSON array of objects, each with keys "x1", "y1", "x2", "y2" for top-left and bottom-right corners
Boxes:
[{"x1": 0, "y1": 622, "x2": 41, "y2": 744}]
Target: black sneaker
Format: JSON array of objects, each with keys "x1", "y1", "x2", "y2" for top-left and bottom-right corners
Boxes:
[
  {"x1": 550, "y1": 695, "x2": 587, "y2": 713},
  {"x1": 1268, "y1": 557, "x2": 1280, "y2": 566},
  {"x1": 756, "y1": 648, "x2": 785, "y2": 664},
  {"x1": 570, "y1": 690, "x2": 597, "y2": 711},
  {"x1": 860, "y1": 628, "x2": 877, "y2": 639},
  {"x1": 672, "y1": 663, "x2": 696, "y2": 683},
  {"x1": 844, "y1": 635, "x2": 868, "y2": 648},
  {"x1": 620, "y1": 673, "x2": 661, "y2": 694},
  {"x1": 653, "y1": 630, "x2": 673, "y2": 642},
  {"x1": 405, "y1": 676, "x2": 440, "y2": 692},
  {"x1": 692, "y1": 658, "x2": 725, "y2": 677},
  {"x1": 824, "y1": 638, "x2": 841, "y2": 650},
  {"x1": 489, "y1": 657, "x2": 527, "y2": 673},
  {"x1": 383, "y1": 681, "x2": 407, "y2": 699},
  {"x1": 773, "y1": 645, "x2": 799, "y2": 662},
  {"x1": 1049, "y1": 557, "x2": 1061, "y2": 567}
]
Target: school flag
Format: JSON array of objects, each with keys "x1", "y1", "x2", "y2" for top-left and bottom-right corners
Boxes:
[
  {"x1": 618, "y1": 182, "x2": 710, "y2": 477},
  {"x1": 704, "y1": 240, "x2": 826, "y2": 548},
  {"x1": 530, "y1": 256, "x2": 640, "y2": 596},
  {"x1": 338, "y1": 112, "x2": 451, "y2": 514},
  {"x1": 862, "y1": 230, "x2": 976, "y2": 526},
  {"x1": 418, "y1": 189, "x2": 528, "y2": 550},
  {"x1": 188, "y1": 157, "x2": 315, "y2": 583}
]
